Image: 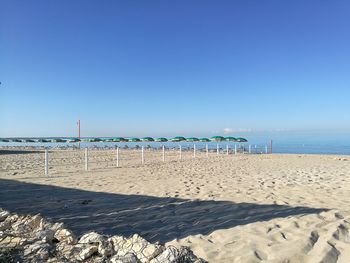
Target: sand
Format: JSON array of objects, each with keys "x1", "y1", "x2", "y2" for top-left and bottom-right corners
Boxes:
[{"x1": 1, "y1": 148, "x2": 350, "y2": 262}]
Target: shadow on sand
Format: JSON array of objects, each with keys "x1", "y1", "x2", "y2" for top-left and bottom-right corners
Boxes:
[{"x1": 0, "y1": 179, "x2": 327, "y2": 243}]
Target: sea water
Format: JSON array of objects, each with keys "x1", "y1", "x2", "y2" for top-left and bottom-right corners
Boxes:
[{"x1": 1, "y1": 132, "x2": 349, "y2": 155}]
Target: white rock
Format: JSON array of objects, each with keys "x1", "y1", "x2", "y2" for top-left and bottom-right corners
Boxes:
[
  {"x1": 78, "y1": 245, "x2": 98, "y2": 261},
  {"x1": 110, "y1": 253, "x2": 139, "y2": 263},
  {"x1": 98, "y1": 241, "x2": 114, "y2": 257},
  {"x1": 23, "y1": 241, "x2": 50, "y2": 258},
  {"x1": 54, "y1": 228, "x2": 77, "y2": 245},
  {"x1": 36, "y1": 229, "x2": 55, "y2": 243},
  {"x1": 150, "y1": 246, "x2": 179, "y2": 263},
  {"x1": 129, "y1": 234, "x2": 163, "y2": 262},
  {"x1": 79, "y1": 231, "x2": 105, "y2": 244},
  {"x1": 0, "y1": 210, "x2": 10, "y2": 222},
  {"x1": 0, "y1": 220, "x2": 11, "y2": 231}
]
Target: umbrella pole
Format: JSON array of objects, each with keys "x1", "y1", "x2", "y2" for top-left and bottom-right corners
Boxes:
[
  {"x1": 44, "y1": 149, "x2": 49, "y2": 176},
  {"x1": 206, "y1": 144, "x2": 208, "y2": 157},
  {"x1": 85, "y1": 148, "x2": 89, "y2": 171},
  {"x1": 235, "y1": 144, "x2": 237, "y2": 154},
  {"x1": 217, "y1": 144, "x2": 219, "y2": 155},
  {"x1": 226, "y1": 144, "x2": 229, "y2": 155},
  {"x1": 249, "y1": 145, "x2": 251, "y2": 154},
  {"x1": 141, "y1": 146, "x2": 144, "y2": 164},
  {"x1": 162, "y1": 145, "x2": 165, "y2": 162},
  {"x1": 179, "y1": 145, "x2": 182, "y2": 160},
  {"x1": 116, "y1": 147, "x2": 119, "y2": 167},
  {"x1": 193, "y1": 144, "x2": 196, "y2": 158}
]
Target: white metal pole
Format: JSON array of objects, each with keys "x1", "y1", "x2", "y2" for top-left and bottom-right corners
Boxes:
[
  {"x1": 85, "y1": 148, "x2": 89, "y2": 171},
  {"x1": 226, "y1": 144, "x2": 229, "y2": 155},
  {"x1": 206, "y1": 144, "x2": 208, "y2": 157},
  {"x1": 235, "y1": 144, "x2": 237, "y2": 154},
  {"x1": 193, "y1": 144, "x2": 196, "y2": 158},
  {"x1": 265, "y1": 145, "x2": 268, "y2": 154},
  {"x1": 116, "y1": 147, "x2": 119, "y2": 167},
  {"x1": 162, "y1": 145, "x2": 165, "y2": 162},
  {"x1": 44, "y1": 149, "x2": 48, "y2": 176},
  {"x1": 141, "y1": 146, "x2": 144, "y2": 164},
  {"x1": 179, "y1": 145, "x2": 182, "y2": 160},
  {"x1": 249, "y1": 145, "x2": 251, "y2": 154},
  {"x1": 217, "y1": 144, "x2": 219, "y2": 155}
]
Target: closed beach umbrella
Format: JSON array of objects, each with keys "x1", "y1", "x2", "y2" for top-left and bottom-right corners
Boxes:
[
  {"x1": 155, "y1": 137, "x2": 168, "y2": 142},
  {"x1": 225, "y1": 137, "x2": 237, "y2": 142},
  {"x1": 11, "y1": 139, "x2": 22, "y2": 142},
  {"x1": 128, "y1": 138, "x2": 141, "y2": 142},
  {"x1": 141, "y1": 137, "x2": 154, "y2": 142},
  {"x1": 186, "y1": 137, "x2": 199, "y2": 142},
  {"x1": 24, "y1": 139, "x2": 35, "y2": 143},
  {"x1": 113, "y1": 137, "x2": 127, "y2": 142},
  {"x1": 199, "y1": 138, "x2": 210, "y2": 142},
  {"x1": 210, "y1": 136, "x2": 225, "y2": 142},
  {"x1": 236, "y1": 137, "x2": 248, "y2": 142}
]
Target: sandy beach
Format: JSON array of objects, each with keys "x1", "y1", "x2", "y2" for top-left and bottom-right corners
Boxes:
[{"x1": 1, "y1": 149, "x2": 350, "y2": 262}]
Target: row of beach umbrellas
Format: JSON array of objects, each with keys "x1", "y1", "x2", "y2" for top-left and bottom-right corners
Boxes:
[{"x1": 0, "y1": 136, "x2": 248, "y2": 143}]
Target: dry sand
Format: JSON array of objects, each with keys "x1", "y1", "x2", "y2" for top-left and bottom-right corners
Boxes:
[{"x1": 1, "y1": 148, "x2": 350, "y2": 262}]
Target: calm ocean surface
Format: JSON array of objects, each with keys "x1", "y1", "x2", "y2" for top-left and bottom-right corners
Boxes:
[{"x1": 1, "y1": 132, "x2": 349, "y2": 155}]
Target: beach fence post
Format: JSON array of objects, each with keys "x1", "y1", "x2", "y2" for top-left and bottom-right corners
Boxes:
[
  {"x1": 234, "y1": 144, "x2": 237, "y2": 154},
  {"x1": 162, "y1": 145, "x2": 165, "y2": 162},
  {"x1": 116, "y1": 147, "x2": 119, "y2": 167},
  {"x1": 249, "y1": 145, "x2": 251, "y2": 154},
  {"x1": 179, "y1": 145, "x2": 182, "y2": 160},
  {"x1": 226, "y1": 145, "x2": 229, "y2": 155},
  {"x1": 85, "y1": 148, "x2": 89, "y2": 171},
  {"x1": 193, "y1": 144, "x2": 196, "y2": 158},
  {"x1": 141, "y1": 146, "x2": 144, "y2": 164},
  {"x1": 44, "y1": 149, "x2": 48, "y2": 176},
  {"x1": 217, "y1": 144, "x2": 219, "y2": 155},
  {"x1": 206, "y1": 144, "x2": 208, "y2": 157}
]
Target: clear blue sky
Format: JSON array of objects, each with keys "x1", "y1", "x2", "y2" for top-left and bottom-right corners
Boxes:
[{"x1": 1, "y1": 0, "x2": 350, "y2": 137}]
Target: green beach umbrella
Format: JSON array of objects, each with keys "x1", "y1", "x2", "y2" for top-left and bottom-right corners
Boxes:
[
  {"x1": 155, "y1": 137, "x2": 168, "y2": 142},
  {"x1": 88, "y1": 138, "x2": 102, "y2": 142},
  {"x1": 11, "y1": 139, "x2": 22, "y2": 142},
  {"x1": 141, "y1": 137, "x2": 154, "y2": 142},
  {"x1": 170, "y1": 136, "x2": 186, "y2": 142},
  {"x1": 128, "y1": 138, "x2": 141, "y2": 142},
  {"x1": 103, "y1": 138, "x2": 114, "y2": 142},
  {"x1": 113, "y1": 137, "x2": 127, "y2": 142},
  {"x1": 67, "y1": 138, "x2": 80, "y2": 143},
  {"x1": 24, "y1": 139, "x2": 35, "y2": 143},
  {"x1": 0, "y1": 139, "x2": 9, "y2": 142},
  {"x1": 225, "y1": 137, "x2": 237, "y2": 142},
  {"x1": 37, "y1": 139, "x2": 50, "y2": 143},
  {"x1": 236, "y1": 137, "x2": 248, "y2": 142},
  {"x1": 186, "y1": 137, "x2": 199, "y2": 142},
  {"x1": 210, "y1": 136, "x2": 225, "y2": 142},
  {"x1": 51, "y1": 138, "x2": 66, "y2": 143},
  {"x1": 199, "y1": 138, "x2": 210, "y2": 142}
]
